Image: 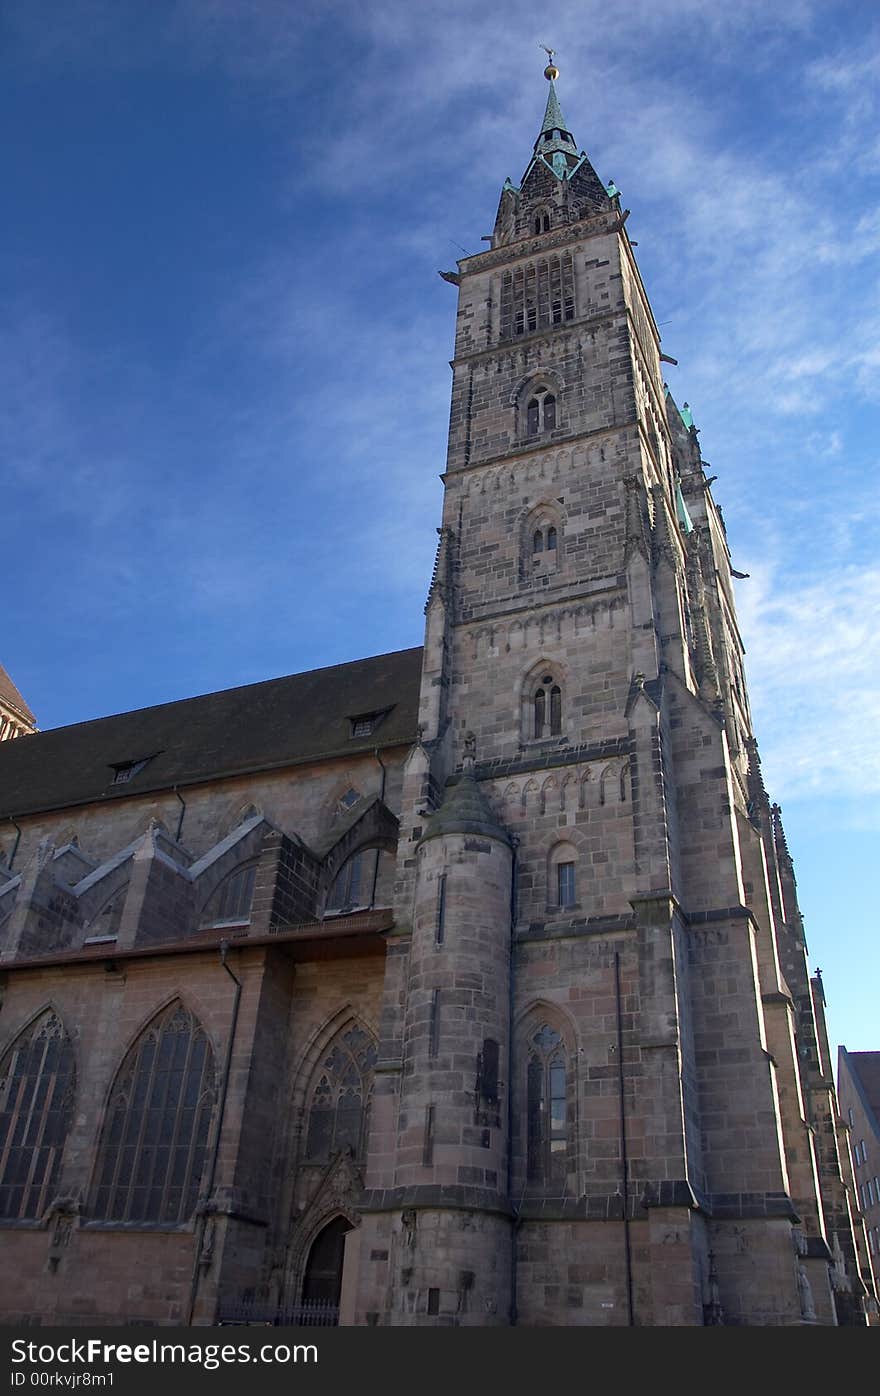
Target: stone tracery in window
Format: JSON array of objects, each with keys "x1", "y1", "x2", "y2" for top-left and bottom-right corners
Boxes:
[
  {"x1": 525, "y1": 1022, "x2": 569, "y2": 1189},
  {"x1": 522, "y1": 503, "x2": 564, "y2": 580},
  {"x1": 199, "y1": 862, "x2": 257, "y2": 927},
  {"x1": 91, "y1": 1002, "x2": 216, "y2": 1225},
  {"x1": 304, "y1": 1024, "x2": 377, "y2": 1165},
  {"x1": 525, "y1": 388, "x2": 556, "y2": 437},
  {"x1": 524, "y1": 665, "x2": 564, "y2": 741},
  {"x1": 0, "y1": 1010, "x2": 76, "y2": 1220}
]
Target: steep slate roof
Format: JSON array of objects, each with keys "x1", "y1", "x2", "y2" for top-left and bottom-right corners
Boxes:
[
  {"x1": 0, "y1": 664, "x2": 36, "y2": 725},
  {"x1": 0, "y1": 647, "x2": 423, "y2": 819}
]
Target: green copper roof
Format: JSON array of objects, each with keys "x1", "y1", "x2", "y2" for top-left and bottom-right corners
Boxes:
[
  {"x1": 541, "y1": 79, "x2": 567, "y2": 135},
  {"x1": 530, "y1": 74, "x2": 578, "y2": 175}
]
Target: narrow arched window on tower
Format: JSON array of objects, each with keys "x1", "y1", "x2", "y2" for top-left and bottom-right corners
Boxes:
[
  {"x1": 534, "y1": 688, "x2": 546, "y2": 738},
  {"x1": 524, "y1": 388, "x2": 557, "y2": 438},
  {"x1": 530, "y1": 673, "x2": 563, "y2": 740},
  {"x1": 546, "y1": 527, "x2": 557, "y2": 552},
  {"x1": 526, "y1": 1024, "x2": 568, "y2": 1188},
  {"x1": 533, "y1": 529, "x2": 544, "y2": 554}
]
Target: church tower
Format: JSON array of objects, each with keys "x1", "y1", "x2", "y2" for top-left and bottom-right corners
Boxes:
[
  {"x1": 353, "y1": 60, "x2": 873, "y2": 1326},
  {"x1": 0, "y1": 663, "x2": 36, "y2": 742}
]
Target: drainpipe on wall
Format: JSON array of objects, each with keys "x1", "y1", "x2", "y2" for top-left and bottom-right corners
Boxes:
[
  {"x1": 508, "y1": 835, "x2": 519, "y2": 1326},
  {"x1": 186, "y1": 939, "x2": 242, "y2": 1326},
  {"x1": 614, "y1": 950, "x2": 635, "y2": 1326},
  {"x1": 6, "y1": 816, "x2": 22, "y2": 872}
]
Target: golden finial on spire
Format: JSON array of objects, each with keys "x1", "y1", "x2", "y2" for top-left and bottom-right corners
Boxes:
[{"x1": 541, "y1": 45, "x2": 559, "y2": 81}]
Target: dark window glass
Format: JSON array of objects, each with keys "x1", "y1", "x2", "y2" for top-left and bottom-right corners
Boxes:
[
  {"x1": 534, "y1": 215, "x2": 542, "y2": 235},
  {"x1": 436, "y1": 874, "x2": 447, "y2": 946},
  {"x1": 526, "y1": 1024, "x2": 567, "y2": 1188},
  {"x1": 201, "y1": 863, "x2": 256, "y2": 926},
  {"x1": 0, "y1": 1012, "x2": 75, "y2": 1220},
  {"x1": 543, "y1": 395, "x2": 556, "y2": 430},
  {"x1": 542, "y1": 214, "x2": 550, "y2": 232},
  {"x1": 546, "y1": 526, "x2": 557, "y2": 551},
  {"x1": 534, "y1": 688, "x2": 546, "y2": 738},
  {"x1": 527, "y1": 398, "x2": 540, "y2": 434},
  {"x1": 557, "y1": 861, "x2": 576, "y2": 907},
  {"x1": 479, "y1": 1039, "x2": 500, "y2": 1105},
  {"x1": 549, "y1": 685, "x2": 562, "y2": 735},
  {"x1": 304, "y1": 1025, "x2": 376, "y2": 1164},
  {"x1": 327, "y1": 848, "x2": 381, "y2": 913},
  {"x1": 533, "y1": 529, "x2": 544, "y2": 554},
  {"x1": 92, "y1": 1003, "x2": 215, "y2": 1225}
]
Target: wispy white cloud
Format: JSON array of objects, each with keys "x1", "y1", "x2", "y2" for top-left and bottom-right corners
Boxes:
[{"x1": 736, "y1": 562, "x2": 880, "y2": 806}]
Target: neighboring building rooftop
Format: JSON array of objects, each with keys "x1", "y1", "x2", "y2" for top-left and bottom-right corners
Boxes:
[
  {"x1": 0, "y1": 647, "x2": 423, "y2": 819},
  {"x1": 841, "y1": 1049, "x2": 880, "y2": 1123}
]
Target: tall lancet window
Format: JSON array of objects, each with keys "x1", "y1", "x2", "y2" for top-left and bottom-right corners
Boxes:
[
  {"x1": 92, "y1": 1002, "x2": 215, "y2": 1225},
  {"x1": 0, "y1": 1011, "x2": 76, "y2": 1220},
  {"x1": 525, "y1": 388, "x2": 557, "y2": 437},
  {"x1": 305, "y1": 1023, "x2": 377, "y2": 1164},
  {"x1": 526, "y1": 1024, "x2": 568, "y2": 1188},
  {"x1": 533, "y1": 675, "x2": 562, "y2": 738}
]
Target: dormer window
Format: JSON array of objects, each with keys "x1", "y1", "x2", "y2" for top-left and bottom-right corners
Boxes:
[
  {"x1": 349, "y1": 708, "x2": 391, "y2": 739},
  {"x1": 110, "y1": 756, "x2": 152, "y2": 785}
]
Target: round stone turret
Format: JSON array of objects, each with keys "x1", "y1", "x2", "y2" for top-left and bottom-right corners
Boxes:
[{"x1": 385, "y1": 737, "x2": 515, "y2": 1324}]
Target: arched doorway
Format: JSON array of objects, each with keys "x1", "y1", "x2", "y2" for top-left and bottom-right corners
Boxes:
[{"x1": 302, "y1": 1216, "x2": 353, "y2": 1322}]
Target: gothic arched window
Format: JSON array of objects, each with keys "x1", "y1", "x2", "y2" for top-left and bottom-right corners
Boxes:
[
  {"x1": 305, "y1": 1024, "x2": 377, "y2": 1164},
  {"x1": 92, "y1": 1002, "x2": 216, "y2": 1225},
  {"x1": 526, "y1": 1023, "x2": 568, "y2": 1188},
  {"x1": 524, "y1": 508, "x2": 563, "y2": 579},
  {"x1": 525, "y1": 388, "x2": 557, "y2": 438},
  {"x1": 325, "y1": 846, "x2": 394, "y2": 915},
  {"x1": 533, "y1": 674, "x2": 562, "y2": 739},
  {"x1": 533, "y1": 210, "x2": 551, "y2": 235},
  {"x1": 0, "y1": 1011, "x2": 75, "y2": 1220},
  {"x1": 200, "y1": 862, "x2": 257, "y2": 927}
]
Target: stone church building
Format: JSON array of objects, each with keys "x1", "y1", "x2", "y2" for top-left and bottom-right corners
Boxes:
[{"x1": 0, "y1": 65, "x2": 875, "y2": 1327}]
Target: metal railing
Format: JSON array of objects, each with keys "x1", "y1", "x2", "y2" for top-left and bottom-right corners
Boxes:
[{"x1": 218, "y1": 1297, "x2": 339, "y2": 1327}]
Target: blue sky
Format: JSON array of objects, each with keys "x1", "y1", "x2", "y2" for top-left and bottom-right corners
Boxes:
[{"x1": 2, "y1": 1, "x2": 877, "y2": 1054}]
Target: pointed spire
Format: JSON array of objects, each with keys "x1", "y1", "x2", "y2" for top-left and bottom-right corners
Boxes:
[
  {"x1": 540, "y1": 78, "x2": 567, "y2": 137},
  {"x1": 531, "y1": 57, "x2": 578, "y2": 166}
]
